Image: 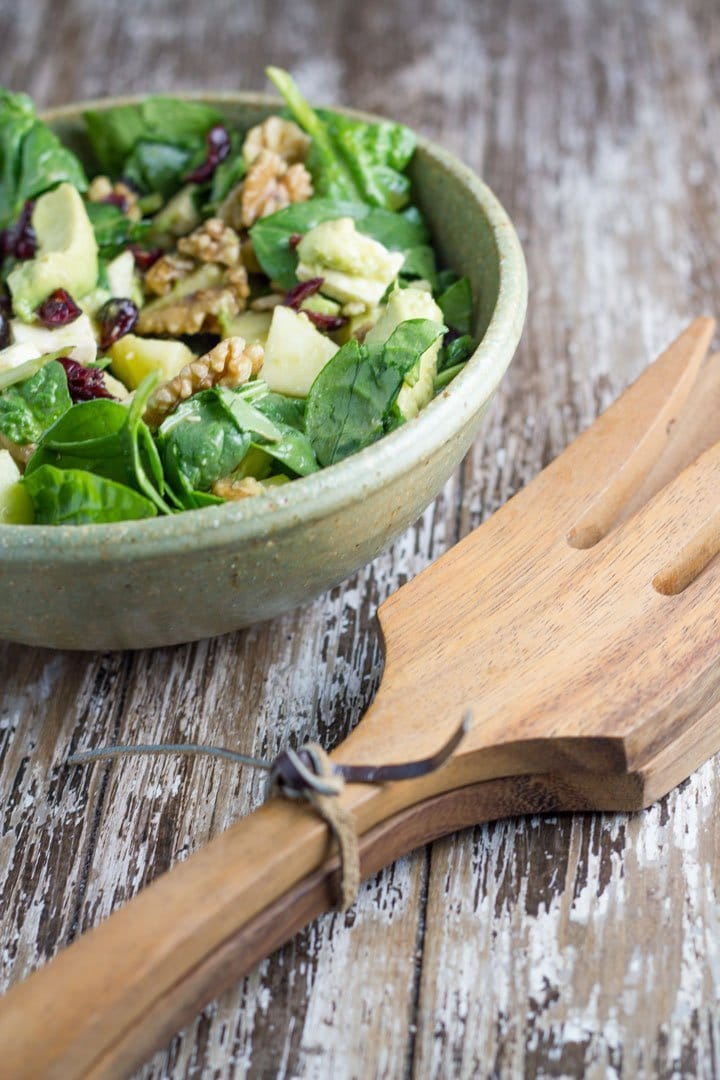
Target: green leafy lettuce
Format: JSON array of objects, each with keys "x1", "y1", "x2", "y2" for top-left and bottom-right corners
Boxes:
[
  {"x1": 0, "y1": 88, "x2": 87, "y2": 228},
  {"x1": 305, "y1": 319, "x2": 444, "y2": 466}
]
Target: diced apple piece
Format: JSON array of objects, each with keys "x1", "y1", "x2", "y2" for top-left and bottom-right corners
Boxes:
[
  {"x1": 262, "y1": 306, "x2": 338, "y2": 398},
  {"x1": 0, "y1": 451, "x2": 33, "y2": 524},
  {"x1": 109, "y1": 334, "x2": 195, "y2": 391}
]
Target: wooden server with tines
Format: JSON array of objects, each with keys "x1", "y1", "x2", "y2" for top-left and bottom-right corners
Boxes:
[{"x1": 0, "y1": 317, "x2": 719, "y2": 1078}]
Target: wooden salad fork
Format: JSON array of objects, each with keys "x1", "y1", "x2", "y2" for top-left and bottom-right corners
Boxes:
[{"x1": 2, "y1": 317, "x2": 720, "y2": 1079}]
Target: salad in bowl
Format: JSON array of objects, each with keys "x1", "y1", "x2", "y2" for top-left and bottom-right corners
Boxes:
[{"x1": 0, "y1": 68, "x2": 476, "y2": 526}]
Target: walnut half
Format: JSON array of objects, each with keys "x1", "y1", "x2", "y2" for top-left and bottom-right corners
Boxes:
[
  {"x1": 242, "y1": 117, "x2": 310, "y2": 166},
  {"x1": 177, "y1": 218, "x2": 241, "y2": 267},
  {"x1": 219, "y1": 150, "x2": 314, "y2": 231},
  {"x1": 212, "y1": 476, "x2": 265, "y2": 501},
  {"x1": 143, "y1": 337, "x2": 264, "y2": 429}
]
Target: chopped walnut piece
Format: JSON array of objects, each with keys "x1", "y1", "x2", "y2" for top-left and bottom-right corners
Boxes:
[
  {"x1": 137, "y1": 284, "x2": 238, "y2": 336},
  {"x1": 138, "y1": 263, "x2": 250, "y2": 337},
  {"x1": 212, "y1": 476, "x2": 265, "y2": 501},
  {"x1": 226, "y1": 264, "x2": 250, "y2": 303},
  {"x1": 144, "y1": 253, "x2": 196, "y2": 297},
  {"x1": 143, "y1": 337, "x2": 264, "y2": 428},
  {"x1": 242, "y1": 117, "x2": 310, "y2": 166},
  {"x1": 177, "y1": 218, "x2": 241, "y2": 267},
  {"x1": 230, "y1": 150, "x2": 313, "y2": 229}
]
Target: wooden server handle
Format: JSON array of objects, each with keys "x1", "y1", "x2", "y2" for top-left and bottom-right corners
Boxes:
[
  {"x1": 0, "y1": 770, "x2": 595, "y2": 1079},
  {"x1": 3, "y1": 320, "x2": 720, "y2": 1078}
]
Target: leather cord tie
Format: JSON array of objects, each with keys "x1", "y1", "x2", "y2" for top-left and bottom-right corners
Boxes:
[
  {"x1": 68, "y1": 712, "x2": 469, "y2": 911},
  {"x1": 267, "y1": 744, "x2": 358, "y2": 911}
]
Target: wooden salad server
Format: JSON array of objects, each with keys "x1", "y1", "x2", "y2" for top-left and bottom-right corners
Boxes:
[{"x1": 3, "y1": 317, "x2": 720, "y2": 1079}]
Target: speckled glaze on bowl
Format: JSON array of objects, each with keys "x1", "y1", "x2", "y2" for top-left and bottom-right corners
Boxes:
[{"x1": 0, "y1": 93, "x2": 527, "y2": 650}]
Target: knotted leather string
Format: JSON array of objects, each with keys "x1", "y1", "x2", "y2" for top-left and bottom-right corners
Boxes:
[
  {"x1": 68, "y1": 713, "x2": 469, "y2": 910},
  {"x1": 266, "y1": 744, "x2": 359, "y2": 910}
]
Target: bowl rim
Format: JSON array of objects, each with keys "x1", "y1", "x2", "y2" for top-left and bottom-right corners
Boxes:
[{"x1": 0, "y1": 91, "x2": 527, "y2": 562}]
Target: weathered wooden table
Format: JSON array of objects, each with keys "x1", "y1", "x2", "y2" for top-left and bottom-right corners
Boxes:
[{"x1": 1, "y1": 0, "x2": 719, "y2": 1075}]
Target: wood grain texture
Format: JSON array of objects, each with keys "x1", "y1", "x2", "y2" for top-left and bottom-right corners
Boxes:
[{"x1": 1, "y1": 0, "x2": 720, "y2": 1077}]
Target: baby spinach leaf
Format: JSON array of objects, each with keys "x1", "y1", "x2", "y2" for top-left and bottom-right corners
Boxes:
[
  {"x1": 400, "y1": 244, "x2": 437, "y2": 287},
  {"x1": 434, "y1": 361, "x2": 468, "y2": 392},
  {"x1": 123, "y1": 141, "x2": 196, "y2": 199},
  {"x1": 358, "y1": 206, "x2": 429, "y2": 251},
  {"x1": 24, "y1": 464, "x2": 157, "y2": 524},
  {"x1": 86, "y1": 201, "x2": 151, "y2": 258},
  {"x1": 441, "y1": 333, "x2": 474, "y2": 370},
  {"x1": 315, "y1": 108, "x2": 415, "y2": 211},
  {"x1": 0, "y1": 361, "x2": 71, "y2": 446},
  {"x1": 267, "y1": 68, "x2": 416, "y2": 211},
  {"x1": 254, "y1": 392, "x2": 306, "y2": 432},
  {"x1": 435, "y1": 268, "x2": 459, "y2": 293},
  {"x1": 202, "y1": 133, "x2": 246, "y2": 212},
  {"x1": 250, "y1": 197, "x2": 365, "y2": 288},
  {"x1": 26, "y1": 374, "x2": 172, "y2": 514},
  {"x1": 437, "y1": 277, "x2": 473, "y2": 335},
  {"x1": 267, "y1": 68, "x2": 361, "y2": 204},
  {"x1": 156, "y1": 389, "x2": 252, "y2": 497},
  {"x1": 84, "y1": 97, "x2": 222, "y2": 195},
  {"x1": 0, "y1": 88, "x2": 87, "y2": 228},
  {"x1": 253, "y1": 424, "x2": 318, "y2": 477},
  {"x1": 250, "y1": 198, "x2": 429, "y2": 289},
  {"x1": 305, "y1": 319, "x2": 444, "y2": 466}
]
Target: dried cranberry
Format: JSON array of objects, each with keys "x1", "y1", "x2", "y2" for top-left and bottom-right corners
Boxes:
[
  {"x1": 1, "y1": 201, "x2": 36, "y2": 261},
  {"x1": 97, "y1": 297, "x2": 138, "y2": 351},
  {"x1": 0, "y1": 311, "x2": 9, "y2": 350},
  {"x1": 184, "y1": 124, "x2": 231, "y2": 184},
  {"x1": 103, "y1": 192, "x2": 130, "y2": 212},
  {"x1": 36, "y1": 288, "x2": 82, "y2": 328},
  {"x1": 58, "y1": 357, "x2": 114, "y2": 402},
  {"x1": 129, "y1": 243, "x2": 163, "y2": 272},
  {"x1": 288, "y1": 232, "x2": 303, "y2": 251},
  {"x1": 443, "y1": 326, "x2": 461, "y2": 345},
  {"x1": 304, "y1": 310, "x2": 348, "y2": 332},
  {"x1": 0, "y1": 289, "x2": 11, "y2": 317},
  {"x1": 283, "y1": 278, "x2": 324, "y2": 310}
]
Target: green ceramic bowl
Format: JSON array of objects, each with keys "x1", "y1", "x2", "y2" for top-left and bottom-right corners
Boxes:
[{"x1": 0, "y1": 93, "x2": 527, "y2": 650}]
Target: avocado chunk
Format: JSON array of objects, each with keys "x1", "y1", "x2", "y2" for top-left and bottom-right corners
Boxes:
[
  {"x1": 300, "y1": 294, "x2": 341, "y2": 317},
  {"x1": 0, "y1": 450, "x2": 33, "y2": 523},
  {"x1": 80, "y1": 249, "x2": 143, "y2": 318},
  {"x1": 262, "y1": 305, "x2": 338, "y2": 398},
  {"x1": 366, "y1": 285, "x2": 445, "y2": 419},
  {"x1": 110, "y1": 334, "x2": 195, "y2": 390},
  {"x1": 296, "y1": 218, "x2": 404, "y2": 311},
  {"x1": 7, "y1": 183, "x2": 98, "y2": 322}
]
